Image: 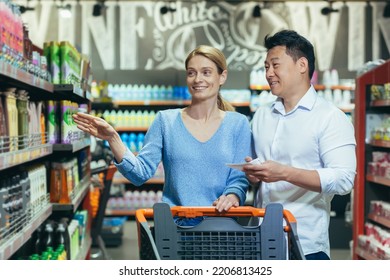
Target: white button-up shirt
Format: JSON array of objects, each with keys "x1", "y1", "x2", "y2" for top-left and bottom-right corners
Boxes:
[{"x1": 251, "y1": 85, "x2": 356, "y2": 257}]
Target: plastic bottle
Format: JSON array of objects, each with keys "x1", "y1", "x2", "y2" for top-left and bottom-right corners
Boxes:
[
  {"x1": 123, "y1": 110, "x2": 130, "y2": 126},
  {"x1": 20, "y1": 171, "x2": 30, "y2": 218},
  {"x1": 160, "y1": 85, "x2": 167, "y2": 100},
  {"x1": 120, "y1": 133, "x2": 129, "y2": 149},
  {"x1": 55, "y1": 223, "x2": 68, "y2": 259},
  {"x1": 139, "y1": 84, "x2": 146, "y2": 100},
  {"x1": 107, "y1": 84, "x2": 114, "y2": 99},
  {"x1": 43, "y1": 222, "x2": 55, "y2": 250},
  {"x1": 109, "y1": 110, "x2": 117, "y2": 126},
  {"x1": 34, "y1": 225, "x2": 43, "y2": 254},
  {"x1": 330, "y1": 69, "x2": 339, "y2": 86},
  {"x1": 166, "y1": 85, "x2": 173, "y2": 100},
  {"x1": 129, "y1": 110, "x2": 136, "y2": 127},
  {"x1": 129, "y1": 133, "x2": 137, "y2": 153},
  {"x1": 144, "y1": 84, "x2": 152, "y2": 101},
  {"x1": 116, "y1": 110, "x2": 124, "y2": 127},
  {"x1": 322, "y1": 69, "x2": 331, "y2": 88},
  {"x1": 0, "y1": 92, "x2": 8, "y2": 153},
  {"x1": 136, "y1": 110, "x2": 143, "y2": 127},
  {"x1": 137, "y1": 133, "x2": 144, "y2": 151},
  {"x1": 142, "y1": 110, "x2": 149, "y2": 127},
  {"x1": 112, "y1": 84, "x2": 120, "y2": 101},
  {"x1": 126, "y1": 84, "x2": 133, "y2": 100},
  {"x1": 119, "y1": 84, "x2": 127, "y2": 100},
  {"x1": 102, "y1": 109, "x2": 110, "y2": 123},
  {"x1": 132, "y1": 84, "x2": 139, "y2": 101},
  {"x1": 152, "y1": 84, "x2": 159, "y2": 100},
  {"x1": 148, "y1": 110, "x2": 156, "y2": 126}
]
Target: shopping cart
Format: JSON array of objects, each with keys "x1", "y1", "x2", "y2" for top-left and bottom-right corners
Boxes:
[{"x1": 135, "y1": 202, "x2": 305, "y2": 260}]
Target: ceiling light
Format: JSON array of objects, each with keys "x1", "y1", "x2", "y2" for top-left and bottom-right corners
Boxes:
[
  {"x1": 384, "y1": 1, "x2": 390, "y2": 18},
  {"x1": 58, "y1": 4, "x2": 72, "y2": 18},
  {"x1": 253, "y1": 5, "x2": 261, "y2": 18},
  {"x1": 19, "y1": 6, "x2": 35, "y2": 14},
  {"x1": 321, "y1": 7, "x2": 339, "y2": 15},
  {"x1": 93, "y1": 1, "x2": 107, "y2": 17},
  {"x1": 160, "y1": 2, "x2": 176, "y2": 15},
  {"x1": 18, "y1": 0, "x2": 34, "y2": 14}
]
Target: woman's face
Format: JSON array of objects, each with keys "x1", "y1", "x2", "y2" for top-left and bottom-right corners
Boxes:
[{"x1": 186, "y1": 55, "x2": 227, "y2": 101}]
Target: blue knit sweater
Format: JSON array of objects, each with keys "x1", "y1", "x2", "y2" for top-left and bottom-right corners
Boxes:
[{"x1": 115, "y1": 109, "x2": 252, "y2": 207}]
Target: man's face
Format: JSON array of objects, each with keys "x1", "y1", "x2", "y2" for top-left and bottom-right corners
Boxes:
[{"x1": 264, "y1": 46, "x2": 301, "y2": 99}]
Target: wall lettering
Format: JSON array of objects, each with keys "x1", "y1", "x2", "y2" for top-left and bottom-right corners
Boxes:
[{"x1": 15, "y1": 0, "x2": 390, "y2": 72}]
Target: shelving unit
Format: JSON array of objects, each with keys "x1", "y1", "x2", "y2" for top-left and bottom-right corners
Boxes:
[
  {"x1": 352, "y1": 60, "x2": 390, "y2": 260},
  {"x1": 0, "y1": 200, "x2": 52, "y2": 260},
  {"x1": 0, "y1": 60, "x2": 93, "y2": 259},
  {"x1": 0, "y1": 61, "x2": 54, "y2": 259},
  {"x1": 250, "y1": 84, "x2": 355, "y2": 114}
]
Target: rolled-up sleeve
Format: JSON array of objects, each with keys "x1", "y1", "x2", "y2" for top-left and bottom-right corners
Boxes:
[{"x1": 317, "y1": 144, "x2": 356, "y2": 195}]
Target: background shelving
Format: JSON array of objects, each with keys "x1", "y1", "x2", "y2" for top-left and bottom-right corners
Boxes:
[{"x1": 353, "y1": 59, "x2": 390, "y2": 260}]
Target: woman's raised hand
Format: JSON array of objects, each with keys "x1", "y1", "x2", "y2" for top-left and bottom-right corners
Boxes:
[{"x1": 73, "y1": 112, "x2": 117, "y2": 141}]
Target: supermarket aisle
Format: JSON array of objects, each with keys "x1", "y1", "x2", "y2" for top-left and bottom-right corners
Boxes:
[{"x1": 95, "y1": 220, "x2": 352, "y2": 260}]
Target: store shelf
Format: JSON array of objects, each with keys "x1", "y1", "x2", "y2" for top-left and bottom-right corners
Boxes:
[
  {"x1": 249, "y1": 84, "x2": 354, "y2": 91},
  {"x1": 0, "y1": 143, "x2": 53, "y2": 171},
  {"x1": 53, "y1": 84, "x2": 90, "y2": 103},
  {"x1": 367, "y1": 213, "x2": 390, "y2": 228},
  {"x1": 51, "y1": 176, "x2": 90, "y2": 212},
  {"x1": 113, "y1": 100, "x2": 191, "y2": 107},
  {"x1": 355, "y1": 246, "x2": 379, "y2": 260},
  {"x1": 370, "y1": 100, "x2": 390, "y2": 107},
  {"x1": 52, "y1": 138, "x2": 91, "y2": 153},
  {"x1": 366, "y1": 175, "x2": 390, "y2": 187},
  {"x1": 0, "y1": 60, "x2": 53, "y2": 94},
  {"x1": 0, "y1": 202, "x2": 52, "y2": 260},
  {"x1": 115, "y1": 126, "x2": 149, "y2": 132},
  {"x1": 229, "y1": 101, "x2": 250, "y2": 107},
  {"x1": 105, "y1": 209, "x2": 136, "y2": 216},
  {"x1": 370, "y1": 140, "x2": 390, "y2": 148},
  {"x1": 54, "y1": 84, "x2": 83, "y2": 97},
  {"x1": 353, "y1": 59, "x2": 390, "y2": 260},
  {"x1": 113, "y1": 176, "x2": 164, "y2": 185}
]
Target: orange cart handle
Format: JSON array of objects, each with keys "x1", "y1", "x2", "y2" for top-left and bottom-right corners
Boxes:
[{"x1": 135, "y1": 206, "x2": 297, "y2": 232}]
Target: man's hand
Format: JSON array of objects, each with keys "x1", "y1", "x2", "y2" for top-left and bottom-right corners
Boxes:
[{"x1": 243, "y1": 160, "x2": 287, "y2": 183}]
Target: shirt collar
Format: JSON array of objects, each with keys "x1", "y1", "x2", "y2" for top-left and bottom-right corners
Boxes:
[{"x1": 271, "y1": 85, "x2": 317, "y2": 115}]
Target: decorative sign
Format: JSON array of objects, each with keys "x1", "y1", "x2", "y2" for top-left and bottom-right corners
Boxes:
[{"x1": 16, "y1": 0, "x2": 390, "y2": 71}]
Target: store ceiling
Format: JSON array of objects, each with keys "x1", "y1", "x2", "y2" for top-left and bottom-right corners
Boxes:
[{"x1": 77, "y1": 0, "x2": 388, "y2": 2}]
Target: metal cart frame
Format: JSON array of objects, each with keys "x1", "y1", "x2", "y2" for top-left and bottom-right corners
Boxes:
[
  {"x1": 90, "y1": 164, "x2": 117, "y2": 260},
  {"x1": 136, "y1": 202, "x2": 305, "y2": 260}
]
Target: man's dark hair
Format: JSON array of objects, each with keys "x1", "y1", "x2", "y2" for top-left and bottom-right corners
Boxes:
[{"x1": 264, "y1": 30, "x2": 315, "y2": 79}]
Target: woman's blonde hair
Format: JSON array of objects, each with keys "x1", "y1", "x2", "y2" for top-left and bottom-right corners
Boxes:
[{"x1": 185, "y1": 45, "x2": 235, "y2": 112}]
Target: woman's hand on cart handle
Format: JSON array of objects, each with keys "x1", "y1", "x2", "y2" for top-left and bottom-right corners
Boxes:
[{"x1": 213, "y1": 194, "x2": 239, "y2": 212}]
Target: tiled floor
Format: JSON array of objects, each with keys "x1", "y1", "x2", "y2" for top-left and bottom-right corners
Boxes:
[{"x1": 91, "y1": 220, "x2": 352, "y2": 260}]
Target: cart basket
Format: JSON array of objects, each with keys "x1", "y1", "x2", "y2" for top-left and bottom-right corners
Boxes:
[{"x1": 135, "y1": 202, "x2": 305, "y2": 260}]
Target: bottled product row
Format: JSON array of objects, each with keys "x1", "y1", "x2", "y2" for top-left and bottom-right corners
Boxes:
[
  {"x1": 99, "y1": 83, "x2": 354, "y2": 113},
  {"x1": 15, "y1": 212, "x2": 90, "y2": 260}
]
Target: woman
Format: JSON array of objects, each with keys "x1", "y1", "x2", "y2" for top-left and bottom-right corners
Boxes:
[{"x1": 73, "y1": 45, "x2": 252, "y2": 225}]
